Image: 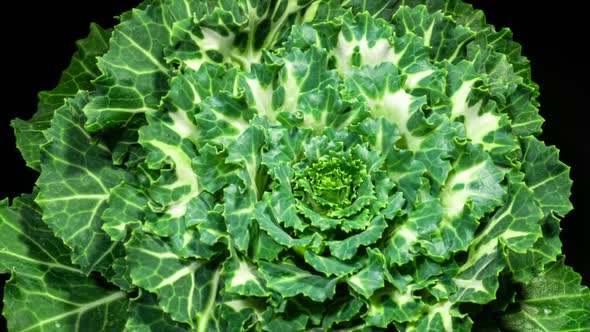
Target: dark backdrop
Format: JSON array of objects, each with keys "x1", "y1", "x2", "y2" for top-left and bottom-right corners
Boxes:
[{"x1": 1, "y1": 1, "x2": 588, "y2": 329}]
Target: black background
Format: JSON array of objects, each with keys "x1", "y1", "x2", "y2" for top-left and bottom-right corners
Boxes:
[{"x1": 0, "y1": 1, "x2": 588, "y2": 329}]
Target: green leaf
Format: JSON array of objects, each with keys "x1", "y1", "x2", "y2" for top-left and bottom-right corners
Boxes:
[
  {"x1": 254, "y1": 191, "x2": 322, "y2": 249},
  {"x1": 12, "y1": 23, "x2": 111, "y2": 171},
  {"x1": 263, "y1": 162, "x2": 308, "y2": 232},
  {"x1": 352, "y1": 117, "x2": 401, "y2": 165},
  {"x1": 262, "y1": 311, "x2": 309, "y2": 332},
  {"x1": 225, "y1": 184, "x2": 258, "y2": 252},
  {"x1": 403, "y1": 301, "x2": 472, "y2": 332},
  {"x1": 364, "y1": 286, "x2": 424, "y2": 327},
  {"x1": 226, "y1": 126, "x2": 266, "y2": 195},
  {"x1": 36, "y1": 93, "x2": 127, "y2": 274},
  {"x1": 165, "y1": 64, "x2": 235, "y2": 113},
  {"x1": 222, "y1": 253, "x2": 269, "y2": 297},
  {"x1": 109, "y1": 256, "x2": 135, "y2": 291},
  {"x1": 259, "y1": 260, "x2": 338, "y2": 302},
  {"x1": 322, "y1": 297, "x2": 364, "y2": 329},
  {"x1": 344, "y1": 63, "x2": 427, "y2": 150},
  {"x1": 249, "y1": 228, "x2": 284, "y2": 262},
  {"x1": 341, "y1": 0, "x2": 399, "y2": 20},
  {"x1": 437, "y1": 143, "x2": 505, "y2": 250},
  {"x1": 169, "y1": 220, "x2": 226, "y2": 260},
  {"x1": 383, "y1": 199, "x2": 443, "y2": 265},
  {"x1": 193, "y1": 144, "x2": 240, "y2": 194},
  {"x1": 84, "y1": 4, "x2": 177, "y2": 131},
  {"x1": 347, "y1": 248, "x2": 386, "y2": 298},
  {"x1": 138, "y1": 110, "x2": 202, "y2": 232},
  {"x1": 125, "y1": 230, "x2": 222, "y2": 328},
  {"x1": 453, "y1": 183, "x2": 543, "y2": 304},
  {"x1": 304, "y1": 250, "x2": 364, "y2": 277},
  {"x1": 0, "y1": 195, "x2": 128, "y2": 332},
  {"x1": 521, "y1": 137, "x2": 573, "y2": 217},
  {"x1": 127, "y1": 292, "x2": 190, "y2": 331},
  {"x1": 297, "y1": 10, "x2": 443, "y2": 93},
  {"x1": 502, "y1": 84, "x2": 544, "y2": 136},
  {"x1": 392, "y1": 5, "x2": 475, "y2": 62},
  {"x1": 220, "y1": 295, "x2": 264, "y2": 331},
  {"x1": 0, "y1": 196, "x2": 80, "y2": 276},
  {"x1": 505, "y1": 214, "x2": 562, "y2": 283},
  {"x1": 196, "y1": 93, "x2": 254, "y2": 146},
  {"x1": 331, "y1": 12, "x2": 396, "y2": 74},
  {"x1": 327, "y1": 216, "x2": 387, "y2": 260},
  {"x1": 4, "y1": 273, "x2": 128, "y2": 332},
  {"x1": 445, "y1": 61, "x2": 520, "y2": 165},
  {"x1": 268, "y1": 46, "x2": 365, "y2": 130},
  {"x1": 102, "y1": 183, "x2": 147, "y2": 241},
  {"x1": 413, "y1": 117, "x2": 461, "y2": 186},
  {"x1": 500, "y1": 259, "x2": 590, "y2": 332},
  {"x1": 168, "y1": 0, "x2": 316, "y2": 71}
]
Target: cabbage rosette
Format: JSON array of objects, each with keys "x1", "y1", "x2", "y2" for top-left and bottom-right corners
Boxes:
[{"x1": 2, "y1": 0, "x2": 589, "y2": 331}]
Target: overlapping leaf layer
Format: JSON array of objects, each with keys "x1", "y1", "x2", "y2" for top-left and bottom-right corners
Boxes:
[{"x1": 3, "y1": 0, "x2": 589, "y2": 331}]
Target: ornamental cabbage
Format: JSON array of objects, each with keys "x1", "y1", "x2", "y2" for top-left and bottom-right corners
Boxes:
[{"x1": 2, "y1": 0, "x2": 589, "y2": 331}]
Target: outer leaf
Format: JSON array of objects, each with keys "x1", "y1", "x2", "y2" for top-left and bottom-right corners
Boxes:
[
  {"x1": 169, "y1": 215, "x2": 227, "y2": 260},
  {"x1": 404, "y1": 301, "x2": 472, "y2": 332},
  {"x1": 0, "y1": 195, "x2": 128, "y2": 332},
  {"x1": 193, "y1": 144, "x2": 240, "y2": 194},
  {"x1": 127, "y1": 292, "x2": 190, "y2": 332},
  {"x1": 169, "y1": 0, "x2": 315, "y2": 71},
  {"x1": 222, "y1": 253, "x2": 269, "y2": 297},
  {"x1": 220, "y1": 295, "x2": 264, "y2": 331},
  {"x1": 453, "y1": 183, "x2": 543, "y2": 304},
  {"x1": 225, "y1": 184, "x2": 258, "y2": 252},
  {"x1": 446, "y1": 61, "x2": 520, "y2": 165},
  {"x1": 503, "y1": 84, "x2": 544, "y2": 136},
  {"x1": 364, "y1": 286, "x2": 424, "y2": 327},
  {"x1": 126, "y1": 230, "x2": 222, "y2": 329},
  {"x1": 392, "y1": 5, "x2": 475, "y2": 62},
  {"x1": 0, "y1": 196, "x2": 80, "y2": 276},
  {"x1": 341, "y1": 0, "x2": 399, "y2": 19},
  {"x1": 163, "y1": 63, "x2": 238, "y2": 115},
  {"x1": 296, "y1": 11, "x2": 442, "y2": 92},
  {"x1": 521, "y1": 137, "x2": 573, "y2": 217},
  {"x1": 84, "y1": 4, "x2": 177, "y2": 131},
  {"x1": 383, "y1": 199, "x2": 443, "y2": 265},
  {"x1": 4, "y1": 273, "x2": 127, "y2": 332},
  {"x1": 138, "y1": 107, "x2": 201, "y2": 230},
  {"x1": 322, "y1": 297, "x2": 364, "y2": 329},
  {"x1": 196, "y1": 93, "x2": 254, "y2": 146},
  {"x1": 222, "y1": 125, "x2": 267, "y2": 253},
  {"x1": 36, "y1": 93, "x2": 127, "y2": 274},
  {"x1": 344, "y1": 63, "x2": 426, "y2": 150},
  {"x1": 505, "y1": 214, "x2": 562, "y2": 283},
  {"x1": 102, "y1": 183, "x2": 147, "y2": 241},
  {"x1": 331, "y1": 12, "x2": 396, "y2": 74},
  {"x1": 262, "y1": 311, "x2": 309, "y2": 332},
  {"x1": 269, "y1": 47, "x2": 362, "y2": 130},
  {"x1": 501, "y1": 259, "x2": 590, "y2": 331},
  {"x1": 437, "y1": 143, "x2": 505, "y2": 252},
  {"x1": 347, "y1": 248, "x2": 386, "y2": 298},
  {"x1": 12, "y1": 24, "x2": 111, "y2": 171}
]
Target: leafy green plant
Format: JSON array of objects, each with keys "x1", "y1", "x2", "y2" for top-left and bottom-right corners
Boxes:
[{"x1": 1, "y1": 0, "x2": 589, "y2": 331}]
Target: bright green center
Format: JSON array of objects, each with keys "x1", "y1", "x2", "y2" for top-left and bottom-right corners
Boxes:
[
  {"x1": 310, "y1": 158, "x2": 354, "y2": 206},
  {"x1": 295, "y1": 153, "x2": 367, "y2": 211}
]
